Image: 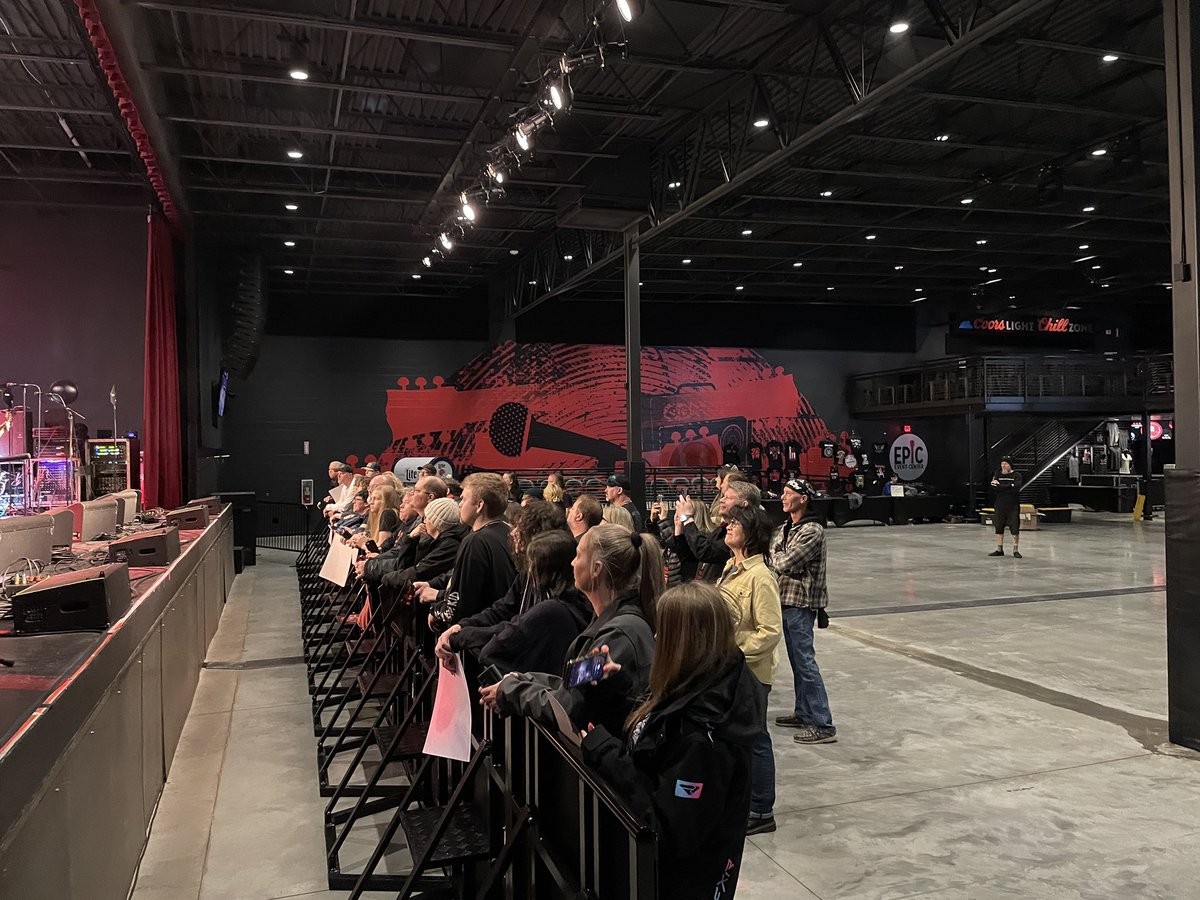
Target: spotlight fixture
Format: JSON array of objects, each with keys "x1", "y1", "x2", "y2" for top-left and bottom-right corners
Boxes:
[
  {"x1": 1082, "y1": 205, "x2": 1096, "y2": 213},
  {"x1": 564, "y1": 254, "x2": 573, "y2": 261},
  {"x1": 741, "y1": 228, "x2": 753, "y2": 236},
  {"x1": 667, "y1": 180, "x2": 681, "y2": 190},
  {"x1": 287, "y1": 148, "x2": 304, "y2": 159},
  {"x1": 960, "y1": 197, "x2": 975, "y2": 205},
  {"x1": 287, "y1": 37, "x2": 310, "y2": 81},
  {"x1": 422, "y1": 256, "x2": 432, "y2": 268},
  {"x1": 514, "y1": 110, "x2": 551, "y2": 151},
  {"x1": 615, "y1": 0, "x2": 636, "y2": 22},
  {"x1": 285, "y1": 202, "x2": 299, "y2": 211},
  {"x1": 528, "y1": 280, "x2": 537, "y2": 285},
  {"x1": 439, "y1": 232, "x2": 453, "y2": 251},
  {"x1": 889, "y1": 21, "x2": 910, "y2": 34},
  {"x1": 976, "y1": 239, "x2": 988, "y2": 245},
  {"x1": 894, "y1": 265, "x2": 904, "y2": 271},
  {"x1": 934, "y1": 134, "x2": 951, "y2": 142},
  {"x1": 284, "y1": 240, "x2": 296, "y2": 247},
  {"x1": 749, "y1": 79, "x2": 772, "y2": 130},
  {"x1": 819, "y1": 190, "x2": 833, "y2": 198},
  {"x1": 461, "y1": 191, "x2": 477, "y2": 221},
  {"x1": 1102, "y1": 53, "x2": 1119, "y2": 63},
  {"x1": 283, "y1": 268, "x2": 295, "y2": 275},
  {"x1": 682, "y1": 258, "x2": 692, "y2": 264},
  {"x1": 486, "y1": 162, "x2": 506, "y2": 185}
]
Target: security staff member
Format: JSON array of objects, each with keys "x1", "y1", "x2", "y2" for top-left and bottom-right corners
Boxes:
[{"x1": 989, "y1": 457, "x2": 1023, "y2": 558}]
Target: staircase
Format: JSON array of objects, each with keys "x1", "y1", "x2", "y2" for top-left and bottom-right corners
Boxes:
[{"x1": 975, "y1": 418, "x2": 1105, "y2": 510}]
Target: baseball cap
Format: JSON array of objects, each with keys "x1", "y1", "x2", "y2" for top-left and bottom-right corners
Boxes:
[
  {"x1": 363, "y1": 461, "x2": 381, "y2": 472},
  {"x1": 783, "y1": 477, "x2": 818, "y2": 498},
  {"x1": 606, "y1": 473, "x2": 632, "y2": 490},
  {"x1": 1000, "y1": 455, "x2": 1012, "y2": 464},
  {"x1": 334, "y1": 462, "x2": 353, "y2": 473}
]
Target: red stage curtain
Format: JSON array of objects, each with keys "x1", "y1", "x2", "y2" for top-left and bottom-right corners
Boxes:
[{"x1": 142, "y1": 212, "x2": 182, "y2": 510}]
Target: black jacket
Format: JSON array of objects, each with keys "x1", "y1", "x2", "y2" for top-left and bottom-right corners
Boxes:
[
  {"x1": 658, "y1": 520, "x2": 700, "y2": 583},
  {"x1": 582, "y1": 653, "x2": 760, "y2": 900},
  {"x1": 992, "y1": 469, "x2": 1023, "y2": 510},
  {"x1": 497, "y1": 594, "x2": 654, "y2": 738},
  {"x1": 380, "y1": 523, "x2": 467, "y2": 592},
  {"x1": 430, "y1": 520, "x2": 516, "y2": 626},
  {"x1": 361, "y1": 514, "x2": 422, "y2": 584},
  {"x1": 480, "y1": 587, "x2": 592, "y2": 676},
  {"x1": 680, "y1": 521, "x2": 730, "y2": 582},
  {"x1": 450, "y1": 573, "x2": 532, "y2": 654}
]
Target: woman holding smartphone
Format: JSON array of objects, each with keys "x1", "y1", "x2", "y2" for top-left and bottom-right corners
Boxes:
[
  {"x1": 479, "y1": 523, "x2": 662, "y2": 737},
  {"x1": 582, "y1": 582, "x2": 759, "y2": 900}
]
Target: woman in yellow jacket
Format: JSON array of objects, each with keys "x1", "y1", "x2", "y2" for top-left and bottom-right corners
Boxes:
[{"x1": 717, "y1": 503, "x2": 783, "y2": 835}]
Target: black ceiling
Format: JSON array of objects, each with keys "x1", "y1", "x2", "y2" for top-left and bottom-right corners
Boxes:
[{"x1": 0, "y1": 0, "x2": 1172, "y2": 325}]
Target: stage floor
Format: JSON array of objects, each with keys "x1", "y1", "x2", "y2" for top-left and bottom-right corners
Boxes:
[{"x1": 131, "y1": 516, "x2": 1200, "y2": 900}]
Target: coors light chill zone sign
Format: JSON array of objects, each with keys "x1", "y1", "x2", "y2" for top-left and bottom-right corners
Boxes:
[{"x1": 948, "y1": 313, "x2": 1110, "y2": 352}]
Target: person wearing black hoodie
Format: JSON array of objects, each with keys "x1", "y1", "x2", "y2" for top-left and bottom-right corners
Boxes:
[
  {"x1": 581, "y1": 581, "x2": 759, "y2": 900},
  {"x1": 989, "y1": 456, "x2": 1024, "y2": 558},
  {"x1": 480, "y1": 523, "x2": 663, "y2": 739}
]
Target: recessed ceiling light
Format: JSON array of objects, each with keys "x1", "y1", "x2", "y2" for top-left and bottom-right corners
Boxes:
[
  {"x1": 667, "y1": 181, "x2": 681, "y2": 189},
  {"x1": 283, "y1": 240, "x2": 296, "y2": 247},
  {"x1": 1066, "y1": 305, "x2": 1081, "y2": 309},
  {"x1": 283, "y1": 268, "x2": 294, "y2": 275},
  {"x1": 792, "y1": 261, "x2": 803, "y2": 267},
  {"x1": 987, "y1": 268, "x2": 997, "y2": 273},
  {"x1": 528, "y1": 280, "x2": 536, "y2": 285},
  {"x1": 563, "y1": 254, "x2": 573, "y2": 261},
  {"x1": 889, "y1": 21, "x2": 910, "y2": 34},
  {"x1": 894, "y1": 265, "x2": 904, "y2": 271},
  {"x1": 1078, "y1": 244, "x2": 1090, "y2": 250},
  {"x1": 1091, "y1": 148, "x2": 1108, "y2": 157},
  {"x1": 286, "y1": 149, "x2": 304, "y2": 159},
  {"x1": 1092, "y1": 265, "x2": 1102, "y2": 269},
  {"x1": 819, "y1": 190, "x2": 833, "y2": 198},
  {"x1": 866, "y1": 234, "x2": 877, "y2": 240},
  {"x1": 285, "y1": 203, "x2": 299, "y2": 211},
  {"x1": 976, "y1": 239, "x2": 988, "y2": 245},
  {"x1": 826, "y1": 286, "x2": 835, "y2": 291},
  {"x1": 753, "y1": 117, "x2": 769, "y2": 129},
  {"x1": 912, "y1": 297, "x2": 925, "y2": 303},
  {"x1": 509, "y1": 248, "x2": 519, "y2": 256},
  {"x1": 979, "y1": 266, "x2": 989, "y2": 271},
  {"x1": 1008, "y1": 295, "x2": 1015, "y2": 300},
  {"x1": 735, "y1": 285, "x2": 744, "y2": 291},
  {"x1": 1082, "y1": 205, "x2": 1096, "y2": 213},
  {"x1": 934, "y1": 134, "x2": 950, "y2": 142},
  {"x1": 1102, "y1": 54, "x2": 1119, "y2": 63},
  {"x1": 412, "y1": 274, "x2": 421, "y2": 279},
  {"x1": 682, "y1": 258, "x2": 692, "y2": 264},
  {"x1": 422, "y1": 256, "x2": 432, "y2": 267},
  {"x1": 914, "y1": 287, "x2": 923, "y2": 292},
  {"x1": 741, "y1": 228, "x2": 753, "y2": 235},
  {"x1": 1101, "y1": 283, "x2": 1110, "y2": 288},
  {"x1": 960, "y1": 197, "x2": 975, "y2": 205},
  {"x1": 638, "y1": 281, "x2": 643, "y2": 286}
]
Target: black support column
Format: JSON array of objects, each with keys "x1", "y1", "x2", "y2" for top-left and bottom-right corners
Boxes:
[
  {"x1": 1141, "y1": 410, "x2": 1154, "y2": 521},
  {"x1": 623, "y1": 225, "x2": 646, "y2": 517},
  {"x1": 1164, "y1": 0, "x2": 1200, "y2": 751}
]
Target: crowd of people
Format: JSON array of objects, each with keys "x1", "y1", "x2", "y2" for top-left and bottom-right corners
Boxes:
[{"x1": 318, "y1": 461, "x2": 837, "y2": 899}]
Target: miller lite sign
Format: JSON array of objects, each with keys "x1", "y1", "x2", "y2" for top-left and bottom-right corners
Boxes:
[{"x1": 889, "y1": 433, "x2": 928, "y2": 481}]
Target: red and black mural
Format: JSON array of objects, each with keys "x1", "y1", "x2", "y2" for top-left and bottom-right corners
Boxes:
[{"x1": 369, "y1": 342, "x2": 845, "y2": 477}]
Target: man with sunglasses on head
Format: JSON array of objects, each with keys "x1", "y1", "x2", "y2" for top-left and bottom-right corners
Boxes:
[{"x1": 767, "y1": 478, "x2": 837, "y2": 745}]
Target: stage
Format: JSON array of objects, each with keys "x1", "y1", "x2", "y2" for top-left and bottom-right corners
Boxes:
[{"x1": 0, "y1": 508, "x2": 234, "y2": 900}]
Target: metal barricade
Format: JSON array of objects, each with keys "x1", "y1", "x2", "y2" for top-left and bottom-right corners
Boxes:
[{"x1": 256, "y1": 499, "x2": 317, "y2": 551}]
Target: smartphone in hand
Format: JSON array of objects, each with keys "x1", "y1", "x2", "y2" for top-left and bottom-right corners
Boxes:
[
  {"x1": 565, "y1": 651, "x2": 609, "y2": 688},
  {"x1": 365, "y1": 539, "x2": 379, "y2": 553}
]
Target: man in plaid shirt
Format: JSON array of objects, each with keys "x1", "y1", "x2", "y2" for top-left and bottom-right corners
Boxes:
[{"x1": 766, "y1": 478, "x2": 837, "y2": 744}]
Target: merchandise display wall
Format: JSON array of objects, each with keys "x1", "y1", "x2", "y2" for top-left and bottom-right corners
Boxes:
[{"x1": 0, "y1": 207, "x2": 148, "y2": 432}]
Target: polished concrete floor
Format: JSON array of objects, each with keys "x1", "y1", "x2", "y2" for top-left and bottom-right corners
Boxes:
[{"x1": 131, "y1": 514, "x2": 1200, "y2": 900}]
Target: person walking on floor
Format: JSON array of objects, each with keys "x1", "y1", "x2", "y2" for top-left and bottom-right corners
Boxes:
[
  {"x1": 989, "y1": 456, "x2": 1023, "y2": 558},
  {"x1": 766, "y1": 478, "x2": 837, "y2": 744}
]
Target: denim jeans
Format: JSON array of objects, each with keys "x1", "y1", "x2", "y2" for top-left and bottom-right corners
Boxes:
[
  {"x1": 751, "y1": 682, "x2": 775, "y2": 817},
  {"x1": 781, "y1": 606, "x2": 835, "y2": 730}
]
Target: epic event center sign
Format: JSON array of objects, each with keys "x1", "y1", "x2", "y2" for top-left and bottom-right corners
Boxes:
[{"x1": 369, "y1": 342, "x2": 833, "y2": 473}]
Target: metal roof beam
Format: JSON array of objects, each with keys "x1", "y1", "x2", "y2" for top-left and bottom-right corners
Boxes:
[
  {"x1": 1014, "y1": 38, "x2": 1165, "y2": 67},
  {"x1": 0, "y1": 103, "x2": 114, "y2": 117},
  {"x1": 0, "y1": 51, "x2": 88, "y2": 65},
  {"x1": 0, "y1": 143, "x2": 130, "y2": 154},
  {"x1": 921, "y1": 90, "x2": 1162, "y2": 123}
]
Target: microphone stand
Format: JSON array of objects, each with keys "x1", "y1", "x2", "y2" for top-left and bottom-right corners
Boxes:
[{"x1": 49, "y1": 394, "x2": 86, "y2": 504}]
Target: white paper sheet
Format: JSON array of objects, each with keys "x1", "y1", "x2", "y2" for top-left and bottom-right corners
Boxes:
[
  {"x1": 319, "y1": 538, "x2": 356, "y2": 587},
  {"x1": 546, "y1": 692, "x2": 582, "y2": 747},
  {"x1": 329, "y1": 483, "x2": 346, "y2": 504},
  {"x1": 422, "y1": 655, "x2": 473, "y2": 762}
]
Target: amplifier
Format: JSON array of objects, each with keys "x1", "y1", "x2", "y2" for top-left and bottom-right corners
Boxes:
[
  {"x1": 166, "y1": 505, "x2": 209, "y2": 529},
  {"x1": 108, "y1": 527, "x2": 180, "y2": 566},
  {"x1": 85, "y1": 438, "x2": 141, "y2": 497},
  {"x1": 13, "y1": 563, "x2": 131, "y2": 633},
  {"x1": 187, "y1": 495, "x2": 223, "y2": 519}
]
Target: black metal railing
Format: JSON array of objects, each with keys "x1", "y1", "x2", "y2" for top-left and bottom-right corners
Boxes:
[
  {"x1": 849, "y1": 354, "x2": 1174, "y2": 416},
  {"x1": 256, "y1": 499, "x2": 317, "y2": 552}
]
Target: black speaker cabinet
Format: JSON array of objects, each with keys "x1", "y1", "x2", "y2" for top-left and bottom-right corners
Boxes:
[
  {"x1": 13, "y1": 564, "x2": 132, "y2": 634},
  {"x1": 218, "y1": 491, "x2": 257, "y2": 566},
  {"x1": 166, "y1": 505, "x2": 210, "y2": 529},
  {"x1": 108, "y1": 527, "x2": 180, "y2": 566}
]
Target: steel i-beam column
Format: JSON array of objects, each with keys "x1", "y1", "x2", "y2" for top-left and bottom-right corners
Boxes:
[
  {"x1": 624, "y1": 226, "x2": 646, "y2": 517},
  {"x1": 1164, "y1": 0, "x2": 1200, "y2": 750}
]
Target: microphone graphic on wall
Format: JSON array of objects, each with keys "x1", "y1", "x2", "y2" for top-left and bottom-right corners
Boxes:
[{"x1": 489, "y1": 402, "x2": 626, "y2": 465}]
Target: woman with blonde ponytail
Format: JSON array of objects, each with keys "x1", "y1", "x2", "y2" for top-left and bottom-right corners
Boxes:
[{"x1": 481, "y1": 524, "x2": 663, "y2": 736}]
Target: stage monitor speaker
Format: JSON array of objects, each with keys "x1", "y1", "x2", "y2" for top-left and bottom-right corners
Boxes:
[
  {"x1": 69, "y1": 497, "x2": 119, "y2": 541},
  {"x1": 0, "y1": 514, "x2": 53, "y2": 571},
  {"x1": 111, "y1": 489, "x2": 140, "y2": 525},
  {"x1": 46, "y1": 508, "x2": 73, "y2": 547},
  {"x1": 13, "y1": 563, "x2": 131, "y2": 633},
  {"x1": 187, "y1": 496, "x2": 223, "y2": 519},
  {"x1": 108, "y1": 527, "x2": 180, "y2": 566},
  {"x1": 166, "y1": 505, "x2": 209, "y2": 529}
]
